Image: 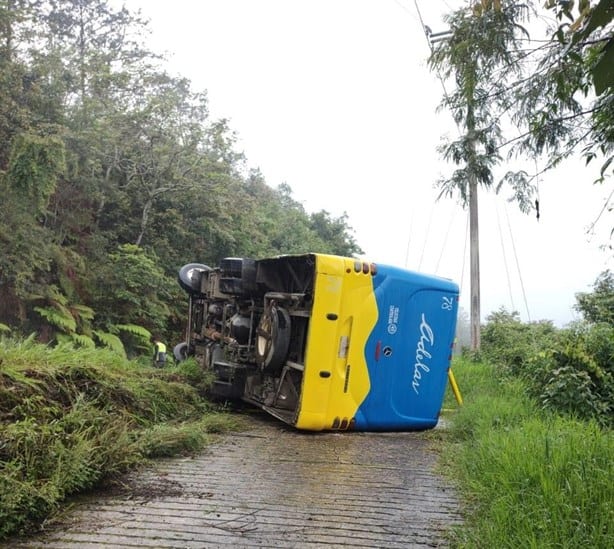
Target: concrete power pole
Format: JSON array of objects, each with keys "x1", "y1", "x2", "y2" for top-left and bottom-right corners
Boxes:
[
  {"x1": 421, "y1": 12, "x2": 481, "y2": 349},
  {"x1": 469, "y1": 175, "x2": 481, "y2": 350}
]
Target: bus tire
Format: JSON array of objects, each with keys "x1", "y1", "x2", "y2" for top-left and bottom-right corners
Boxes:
[
  {"x1": 173, "y1": 341, "x2": 189, "y2": 361},
  {"x1": 256, "y1": 305, "x2": 291, "y2": 373},
  {"x1": 178, "y1": 263, "x2": 210, "y2": 294}
]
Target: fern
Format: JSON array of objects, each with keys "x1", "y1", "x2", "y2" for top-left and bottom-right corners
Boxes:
[
  {"x1": 93, "y1": 331, "x2": 127, "y2": 357},
  {"x1": 54, "y1": 333, "x2": 95, "y2": 349},
  {"x1": 70, "y1": 333, "x2": 95, "y2": 348},
  {"x1": 71, "y1": 304, "x2": 95, "y2": 322},
  {"x1": 46, "y1": 285, "x2": 68, "y2": 306},
  {"x1": 0, "y1": 323, "x2": 10, "y2": 333},
  {"x1": 34, "y1": 306, "x2": 77, "y2": 333},
  {"x1": 115, "y1": 324, "x2": 151, "y2": 340}
]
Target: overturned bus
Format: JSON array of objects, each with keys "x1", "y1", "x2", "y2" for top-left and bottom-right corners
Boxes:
[{"x1": 175, "y1": 253, "x2": 459, "y2": 432}]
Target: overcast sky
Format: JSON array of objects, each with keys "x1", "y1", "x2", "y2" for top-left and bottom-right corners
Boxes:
[{"x1": 121, "y1": 0, "x2": 613, "y2": 326}]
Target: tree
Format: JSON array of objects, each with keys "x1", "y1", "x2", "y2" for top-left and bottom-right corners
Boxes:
[
  {"x1": 40, "y1": 0, "x2": 150, "y2": 108},
  {"x1": 575, "y1": 269, "x2": 614, "y2": 324},
  {"x1": 115, "y1": 74, "x2": 218, "y2": 247},
  {"x1": 309, "y1": 210, "x2": 363, "y2": 257},
  {"x1": 484, "y1": 0, "x2": 614, "y2": 246},
  {"x1": 428, "y1": 1, "x2": 532, "y2": 350},
  {"x1": 507, "y1": 1, "x2": 614, "y2": 185},
  {"x1": 0, "y1": 133, "x2": 66, "y2": 326},
  {"x1": 548, "y1": 0, "x2": 614, "y2": 97},
  {"x1": 89, "y1": 244, "x2": 174, "y2": 336},
  {"x1": 430, "y1": 1, "x2": 614, "y2": 349},
  {"x1": 0, "y1": 0, "x2": 368, "y2": 345}
]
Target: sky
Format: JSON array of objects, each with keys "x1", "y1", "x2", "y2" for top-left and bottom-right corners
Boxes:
[{"x1": 120, "y1": 0, "x2": 613, "y2": 326}]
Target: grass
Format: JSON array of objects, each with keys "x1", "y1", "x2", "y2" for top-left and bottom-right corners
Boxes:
[
  {"x1": 3, "y1": 338, "x2": 612, "y2": 546},
  {"x1": 441, "y1": 357, "x2": 613, "y2": 548},
  {"x1": 0, "y1": 336, "x2": 241, "y2": 540}
]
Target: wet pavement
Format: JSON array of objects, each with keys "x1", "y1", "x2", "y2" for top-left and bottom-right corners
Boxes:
[{"x1": 6, "y1": 411, "x2": 462, "y2": 548}]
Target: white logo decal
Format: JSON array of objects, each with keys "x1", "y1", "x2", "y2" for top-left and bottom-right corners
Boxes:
[
  {"x1": 412, "y1": 314, "x2": 435, "y2": 395},
  {"x1": 387, "y1": 305, "x2": 399, "y2": 335}
]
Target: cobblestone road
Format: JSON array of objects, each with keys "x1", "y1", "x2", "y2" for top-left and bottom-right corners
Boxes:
[{"x1": 7, "y1": 411, "x2": 461, "y2": 548}]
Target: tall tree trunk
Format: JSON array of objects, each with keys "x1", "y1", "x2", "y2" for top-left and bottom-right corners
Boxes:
[
  {"x1": 78, "y1": 1, "x2": 87, "y2": 107},
  {"x1": 136, "y1": 197, "x2": 152, "y2": 247},
  {"x1": 1, "y1": 0, "x2": 15, "y2": 60}
]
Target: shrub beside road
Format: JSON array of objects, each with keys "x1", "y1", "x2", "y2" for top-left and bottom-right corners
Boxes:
[
  {"x1": 441, "y1": 358, "x2": 613, "y2": 548},
  {"x1": 0, "y1": 338, "x2": 240, "y2": 540}
]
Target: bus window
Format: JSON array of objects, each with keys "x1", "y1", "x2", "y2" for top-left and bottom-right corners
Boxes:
[{"x1": 176, "y1": 253, "x2": 459, "y2": 432}]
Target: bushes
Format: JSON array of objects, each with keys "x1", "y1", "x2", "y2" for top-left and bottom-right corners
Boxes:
[
  {"x1": 0, "y1": 337, "x2": 239, "y2": 540},
  {"x1": 532, "y1": 323, "x2": 614, "y2": 425},
  {"x1": 443, "y1": 360, "x2": 614, "y2": 549},
  {"x1": 479, "y1": 307, "x2": 557, "y2": 370},
  {"x1": 478, "y1": 309, "x2": 614, "y2": 427}
]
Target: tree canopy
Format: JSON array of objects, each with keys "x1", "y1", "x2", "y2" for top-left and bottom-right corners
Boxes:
[
  {"x1": 0, "y1": 0, "x2": 363, "y2": 348},
  {"x1": 429, "y1": 0, "x2": 613, "y2": 220}
]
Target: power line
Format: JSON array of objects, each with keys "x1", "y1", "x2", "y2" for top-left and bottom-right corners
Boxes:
[
  {"x1": 459, "y1": 208, "x2": 469, "y2": 297},
  {"x1": 503, "y1": 203, "x2": 532, "y2": 323},
  {"x1": 435, "y1": 206, "x2": 456, "y2": 274},
  {"x1": 404, "y1": 208, "x2": 414, "y2": 268},
  {"x1": 417, "y1": 202, "x2": 435, "y2": 271},
  {"x1": 412, "y1": 0, "x2": 436, "y2": 53},
  {"x1": 495, "y1": 197, "x2": 516, "y2": 312},
  {"x1": 393, "y1": 0, "x2": 421, "y2": 25}
]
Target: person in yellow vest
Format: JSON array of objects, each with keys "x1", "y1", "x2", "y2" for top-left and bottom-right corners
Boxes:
[{"x1": 152, "y1": 336, "x2": 167, "y2": 367}]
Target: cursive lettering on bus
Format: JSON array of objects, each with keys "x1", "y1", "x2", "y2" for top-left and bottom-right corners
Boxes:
[{"x1": 412, "y1": 314, "x2": 434, "y2": 395}]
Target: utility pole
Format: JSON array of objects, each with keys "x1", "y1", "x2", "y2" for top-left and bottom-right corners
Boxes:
[
  {"x1": 421, "y1": 11, "x2": 481, "y2": 349},
  {"x1": 467, "y1": 99, "x2": 481, "y2": 351},
  {"x1": 469, "y1": 174, "x2": 481, "y2": 350}
]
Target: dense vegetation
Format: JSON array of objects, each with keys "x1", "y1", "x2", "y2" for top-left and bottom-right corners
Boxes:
[
  {"x1": 0, "y1": 336, "x2": 241, "y2": 540},
  {"x1": 476, "y1": 270, "x2": 614, "y2": 427},
  {"x1": 441, "y1": 272, "x2": 613, "y2": 547},
  {"x1": 442, "y1": 359, "x2": 612, "y2": 548},
  {"x1": 0, "y1": 0, "x2": 362, "y2": 351},
  {"x1": 0, "y1": 0, "x2": 612, "y2": 545}
]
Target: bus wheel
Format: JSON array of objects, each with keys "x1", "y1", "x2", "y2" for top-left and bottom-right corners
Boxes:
[
  {"x1": 178, "y1": 263, "x2": 210, "y2": 295},
  {"x1": 173, "y1": 341, "x2": 189, "y2": 361},
  {"x1": 256, "y1": 305, "x2": 291, "y2": 372}
]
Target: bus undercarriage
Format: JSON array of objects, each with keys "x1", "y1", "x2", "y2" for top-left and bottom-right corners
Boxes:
[{"x1": 176, "y1": 255, "x2": 319, "y2": 425}]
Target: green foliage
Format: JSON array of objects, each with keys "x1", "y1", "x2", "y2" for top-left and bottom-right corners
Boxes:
[
  {"x1": 575, "y1": 269, "x2": 614, "y2": 324},
  {"x1": 5, "y1": 133, "x2": 65, "y2": 213},
  {"x1": 173, "y1": 357, "x2": 216, "y2": 396},
  {"x1": 31, "y1": 285, "x2": 97, "y2": 346},
  {"x1": 527, "y1": 323, "x2": 614, "y2": 426},
  {"x1": 114, "y1": 323, "x2": 151, "y2": 339},
  {"x1": 432, "y1": 1, "x2": 614, "y2": 230},
  {"x1": 0, "y1": 0, "x2": 364, "y2": 343},
  {"x1": 0, "y1": 337, "x2": 239, "y2": 540},
  {"x1": 443, "y1": 357, "x2": 538, "y2": 442},
  {"x1": 309, "y1": 210, "x2": 363, "y2": 256},
  {"x1": 33, "y1": 305, "x2": 76, "y2": 334},
  {"x1": 137, "y1": 414, "x2": 239, "y2": 458},
  {"x1": 479, "y1": 292, "x2": 614, "y2": 427},
  {"x1": 547, "y1": 0, "x2": 614, "y2": 96},
  {"x1": 90, "y1": 244, "x2": 172, "y2": 337},
  {"x1": 443, "y1": 359, "x2": 613, "y2": 549},
  {"x1": 514, "y1": 1, "x2": 614, "y2": 193},
  {"x1": 429, "y1": 1, "x2": 535, "y2": 210},
  {"x1": 92, "y1": 330, "x2": 127, "y2": 357},
  {"x1": 479, "y1": 307, "x2": 557, "y2": 370},
  {"x1": 55, "y1": 332, "x2": 95, "y2": 348}
]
